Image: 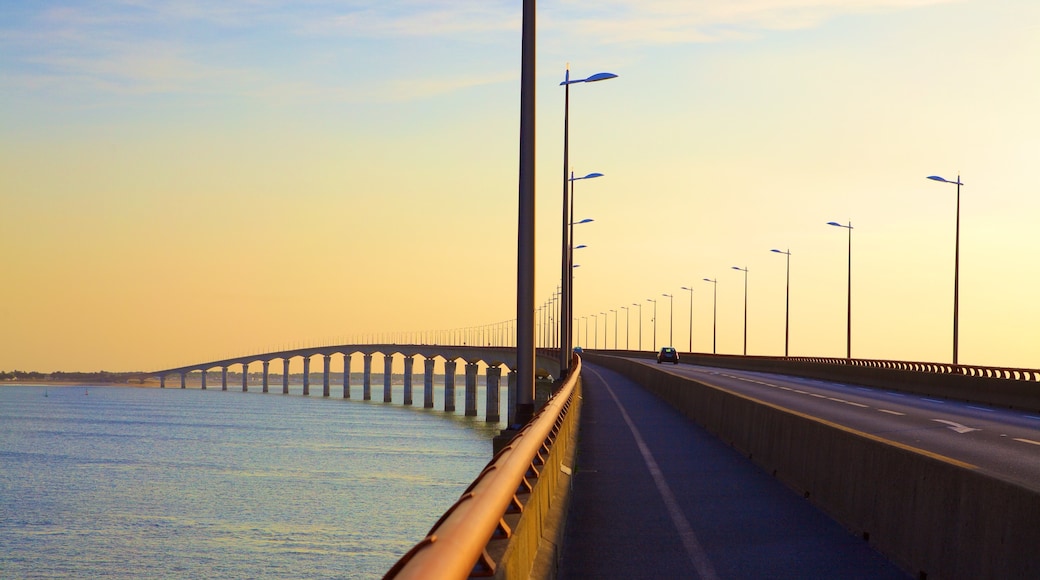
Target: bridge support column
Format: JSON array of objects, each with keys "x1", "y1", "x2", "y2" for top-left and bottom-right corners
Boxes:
[
  {"x1": 465, "y1": 362, "x2": 479, "y2": 417},
  {"x1": 342, "y1": 353, "x2": 351, "y2": 399},
  {"x1": 322, "y1": 354, "x2": 331, "y2": 397},
  {"x1": 486, "y1": 365, "x2": 502, "y2": 423},
  {"x1": 403, "y1": 356, "x2": 414, "y2": 406},
  {"x1": 160, "y1": 375, "x2": 165, "y2": 389},
  {"x1": 423, "y1": 358, "x2": 435, "y2": 409},
  {"x1": 262, "y1": 360, "x2": 269, "y2": 393},
  {"x1": 180, "y1": 372, "x2": 186, "y2": 389},
  {"x1": 363, "y1": 353, "x2": 372, "y2": 401},
  {"x1": 201, "y1": 370, "x2": 207, "y2": 390},
  {"x1": 507, "y1": 370, "x2": 517, "y2": 426},
  {"x1": 241, "y1": 363, "x2": 249, "y2": 392},
  {"x1": 383, "y1": 354, "x2": 393, "y2": 403},
  {"x1": 221, "y1": 367, "x2": 228, "y2": 391},
  {"x1": 443, "y1": 360, "x2": 457, "y2": 412},
  {"x1": 302, "y1": 356, "x2": 311, "y2": 396},
  {"x1": 282, "y1": 359, "x2": 290, "y2": 394}
]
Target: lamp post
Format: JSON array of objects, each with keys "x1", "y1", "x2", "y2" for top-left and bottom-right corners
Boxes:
[
  {"x1": 927, "y1": 174, "x2": 964, "y2": 365},
  {"x1": 610, "y1": 309, "x2": 618, "y2": 349},
  {"x1": 593, "y1": 313, "x2": 599, "y2": 349},
  {"x1": 620, "y1": 305, "x2": 630, "y2": 350},
  {"x1": 647, "y1": 298, "x2": 658, "y2": 352},
  {"x1": 662, "y1": 293, "x2": 674, "y2": 347},
  {"x1": 703, "y1": 278, "x2": 717, "y2": 354},
  {"x1": 633, "y1": 302, "x2": 643, "y2": 351},
  {"x1": 731, "y1": 267, "x2": 749, "y2": 355},
  {"x1": 827, "y1": 221, "x2": 854, "y2": 359},
  {"x1": 770, "y1": 248, "x2": 792, "y2": 357},
  {"x1": 582, "y1": 315, "x2": 589, "y2": 348},
  {"x1": 560, "y1": 65, "x2": 616, "y2": 375},
  {"x1": 680, "y1": 286, "x2": 694, "y2": 353},
  {"x1": 600, "y1": 312, "x2": 608, "y2": 349},
  {"x1": 515, "y1": 0, "x2": 536, "y2": 425}
]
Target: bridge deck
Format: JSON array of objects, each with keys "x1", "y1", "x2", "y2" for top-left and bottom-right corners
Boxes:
[{"x1": 559, "y1": 362, "x2": 909, "y2": 579}]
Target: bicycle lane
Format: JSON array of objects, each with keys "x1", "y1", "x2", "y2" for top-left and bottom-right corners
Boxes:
[{"x1": 558, "y1": 362, "x2": 908, "y2": 579}]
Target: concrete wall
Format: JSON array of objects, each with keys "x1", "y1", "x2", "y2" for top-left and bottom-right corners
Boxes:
[{"x1": 586, "y1": 354, "x2": 1040, "y2": 580}]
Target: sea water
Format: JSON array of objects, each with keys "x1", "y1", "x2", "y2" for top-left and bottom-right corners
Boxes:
[{"x1": 0, "y1": 385, "x2": 496, "y2": 579}]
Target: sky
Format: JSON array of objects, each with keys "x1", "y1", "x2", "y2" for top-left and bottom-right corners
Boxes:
[{"x1": 3, "y1": 1, "x2": 1039, "y2": 373}]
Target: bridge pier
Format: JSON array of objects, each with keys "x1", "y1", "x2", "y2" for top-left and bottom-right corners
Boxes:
[
  {"x1": 262, "y1": 360, "x2": 269, "y2": 393},
  {"x1": 160, "y1": 375, "x2": 165, "y2": 389},
  {"x1": 282, "y1": 358, "x2": 290, "y2": 394},
  {"x1": 322, "y1": 354, "x2": 331, "y2": 397},
  {"x1": 465, "y1": 362, "x2": 479, "y2": 417},
  {"x1": 342, "y1": 353, "x2": 351, "y2": 399},
  {"x1": 241, "y1": 362, "x2": 248, "y2": 392},
  {"x1": 423, "y1": 358, "x2": 435, "y2": 409},
  {"x1": 444, "y1": 360, "x2": 457, "y2": 412},
  {"x1": 181, "y1": 372, "x2": 186, "y2": 389},
  {"x1": 383, "y1": 354, "x2": 393, "y2": 403},
  {"x1": 486, "y1": 365, "x2": 501, "y2": 423},
  {"x1": 302, "y1": 356, "x2": 311, "y2": 396},
  {"x1": 221, "y1": 366, "x2": 228, "y2": 391},
  {"x1": 201, "y1": 370, "x2": 207, "y2": 390},
  {"x1": 403, "y1": 356, "x2": 414, "y2": 406},
  {"x1": 363, "y1": 353, "x2": 372, "y2": 400}
]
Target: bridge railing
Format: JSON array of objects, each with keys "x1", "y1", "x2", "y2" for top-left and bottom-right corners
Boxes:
[{"x1": 383, "y1": 354, "x2": 582, "y2": 580}]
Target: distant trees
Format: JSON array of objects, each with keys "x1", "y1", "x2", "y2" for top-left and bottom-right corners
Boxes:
[{"x1": 1, "y1": 370, "x2": 140, "y2": 383}]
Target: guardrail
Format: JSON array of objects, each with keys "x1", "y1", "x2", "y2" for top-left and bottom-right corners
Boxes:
[
  {"x1": 785, "y1": 355, "x2": 1040, "y2": 381},
  {"x1": 383, "y1": 354, "x2": 582, "y2": 579}
]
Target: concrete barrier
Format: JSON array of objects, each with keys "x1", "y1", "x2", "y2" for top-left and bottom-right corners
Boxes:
[{"x1": 586, "y1": 353, "x2": 1040, "y2": 580}]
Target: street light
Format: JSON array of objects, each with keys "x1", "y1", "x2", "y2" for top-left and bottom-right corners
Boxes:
[
  {"x1": 633, "y1": 302, "x2": 643, "y2": 351},
  {"x1": 731, "y1": 267, "x2": 749, "y2": 355},
  {"x1": 647, "y1": 298, "x2": 658, "y2": 352},
  {"x1": 662, "y1": 293, "x2": 674, "y2": 347},
  {"x1": 560, "y1": 63, "x2": 616, "y2": 375},
  {"x1": 770, "y1": 248, "x2": 792, "y2": 357},
  {"x1": 620, "y1": 305, "x2": 630, "y2": 350},
  {"x1": 703, "y1": 278, "x2": 717, "y2": 354},
  {"x1": 680, "y1": 286, "x2": 694, "y2": 353},
  {"x1": 827, "y1": 221, "x2": 854, "y2": 359},
  {"x1": 610, "y1": 309, "x2": 618, "y2": 349},
  {"x1": 928, "y1": 174, "x2": 964, "y2": 365},
  {"x1": 600, "y1": 312, "x2": 608, "y2": 349}
]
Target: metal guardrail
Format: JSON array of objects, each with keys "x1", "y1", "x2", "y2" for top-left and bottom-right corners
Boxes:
[
  {"x1": 784, "y1": 356, "x2": 1040, "y2": 381},
  {"x1": 383, "y1": 354, "x2": 582, "y2": 579}
]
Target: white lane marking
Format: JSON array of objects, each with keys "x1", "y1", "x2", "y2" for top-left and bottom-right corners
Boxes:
[
  {"x1": 932, "y1": 419, "x2": 980, "y2": 434},
  {"x1": 1026, "y1": 416, "x2": 1040, "y2": 422},
  {"x1": 1013, "y1": 438, "x2": 1040, "y2": 447},
  {"x1": 793, "y1": 389, "x2": 808, "y2": 395},
  {"x1": 877, "y1": 409, "x2": 906, "y2": 416},
  {"x1": 809, "y1": 393, "x2": 827, "y2": 399},
  {"x1": 967, "y1": 406, "x2": 995, "y2": 413},
  {"x1": 778, "y1": 386, "x2": 793, "y2": 391},
  {"x1": 593, "y1": 368, "x2": 720, "y2": 580},
  {"x1": 843, "y1": 401, "x2": 870, "y2": 408},
  {"x1": 923, "y1": 398, "x2": 946, "y2": 404},
  {"x1": 826, "y1": 397, "x2": 848, "y2": 403}
]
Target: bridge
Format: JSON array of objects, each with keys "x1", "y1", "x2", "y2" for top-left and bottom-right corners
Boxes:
[
  {"x1": 150, "y1": 345, "x2": 562, "y2": 424},
  {"x1": 150, "y1": 346, "x2": 1040, "y2": 579}
]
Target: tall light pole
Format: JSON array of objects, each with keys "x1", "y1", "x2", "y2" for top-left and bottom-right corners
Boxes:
[
  {"x1": 680, "y1": 286, "x2": 694, "y2": 353},
  {"x1": 515, "y1": 0, "x2": 536, "y2": 425},
  {"x1": 647, "y1": 298, "x2": 658, "y2": 352},
  {"x1": 827, "y1": 221, "x2": 854, "y2": 359},
  {"x1": 567, "y1": 211, "x2": 595, "y2": 354},
  {"x1": 560, "y1": 65, "x2": 617, "y2": 375},
  {"x1": 582, "y1": 315, "x2": 589, "y2": 348},
  {"x1": 593, "y1": 313, "x2": 599, "y2": 349},
  {"x1": 610, "y1": 309, "x2": 618, "y2": 349},
  {"x1": 662, "y1": 293, "x2": 674, "y2": 347},
  {"x1": 620, "y1": 305, "x2": 630, "y2": 350},
  {"x1": 770, "y1": 249, "x2": 792, "y2": 357},
  {"x1": 633, "y1": 302, "x2": 643, "y2": 351},
  {"x1": 928, "y1": 174, "x2": 964, "y2": 365},
  {"x1": 600, "y1": 312, "x2": 608, "y2": 349},
  {"x1": 703, "y1": 278, "x2": 717, "y2": 354},
  {"x1": 731, "y1": 267, "x2": 749, "y2": 356}
]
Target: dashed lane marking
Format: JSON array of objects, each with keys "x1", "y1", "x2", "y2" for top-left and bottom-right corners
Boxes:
[
  {"x1": 1013, "y1": 438, "x2": 1040, "y2": 447},
  {"x1": 967, "y1": 406, "x2": 995, "y2": 413},
  {"x1": 878, "y1": 409, "x2": 906, "y2": 416}
]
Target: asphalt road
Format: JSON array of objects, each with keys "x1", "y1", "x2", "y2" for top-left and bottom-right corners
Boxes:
[
  {"x1": 632, "y1": 358, "x2": 1040, "y2": 492},
  {"x1": 558, "y1": 362, "x2": 909, "y2": 579}
]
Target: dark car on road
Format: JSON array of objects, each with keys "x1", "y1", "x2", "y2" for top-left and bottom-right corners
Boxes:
[{"x1": 657, "y1": 347, "x2": 679, "y2": 364}]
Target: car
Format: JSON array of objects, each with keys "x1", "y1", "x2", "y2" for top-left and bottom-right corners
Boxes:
[
  {"x1": 657, "y1": 347, "x2": 679, "y2": 364},
  {"x1": 573, "y1": 346, "x2": 583, "y2": 354}
]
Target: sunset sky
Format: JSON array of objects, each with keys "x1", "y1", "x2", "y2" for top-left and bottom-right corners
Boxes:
[{"x1": 3, "y1": 1, "x2": 1039, "y2": 373}]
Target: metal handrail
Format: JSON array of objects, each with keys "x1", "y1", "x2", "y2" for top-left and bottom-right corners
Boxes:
[
  {"x1": 783, "y1": 355, "x2": 1040, "y2": 382},
  {"x1": 383, "y1": 354, "x2": 582, "y2": 579}
]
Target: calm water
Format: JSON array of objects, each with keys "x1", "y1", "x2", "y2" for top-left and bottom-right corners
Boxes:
[{"x1": 0, "y1": 385, "x2": 497, "y2": 579}]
